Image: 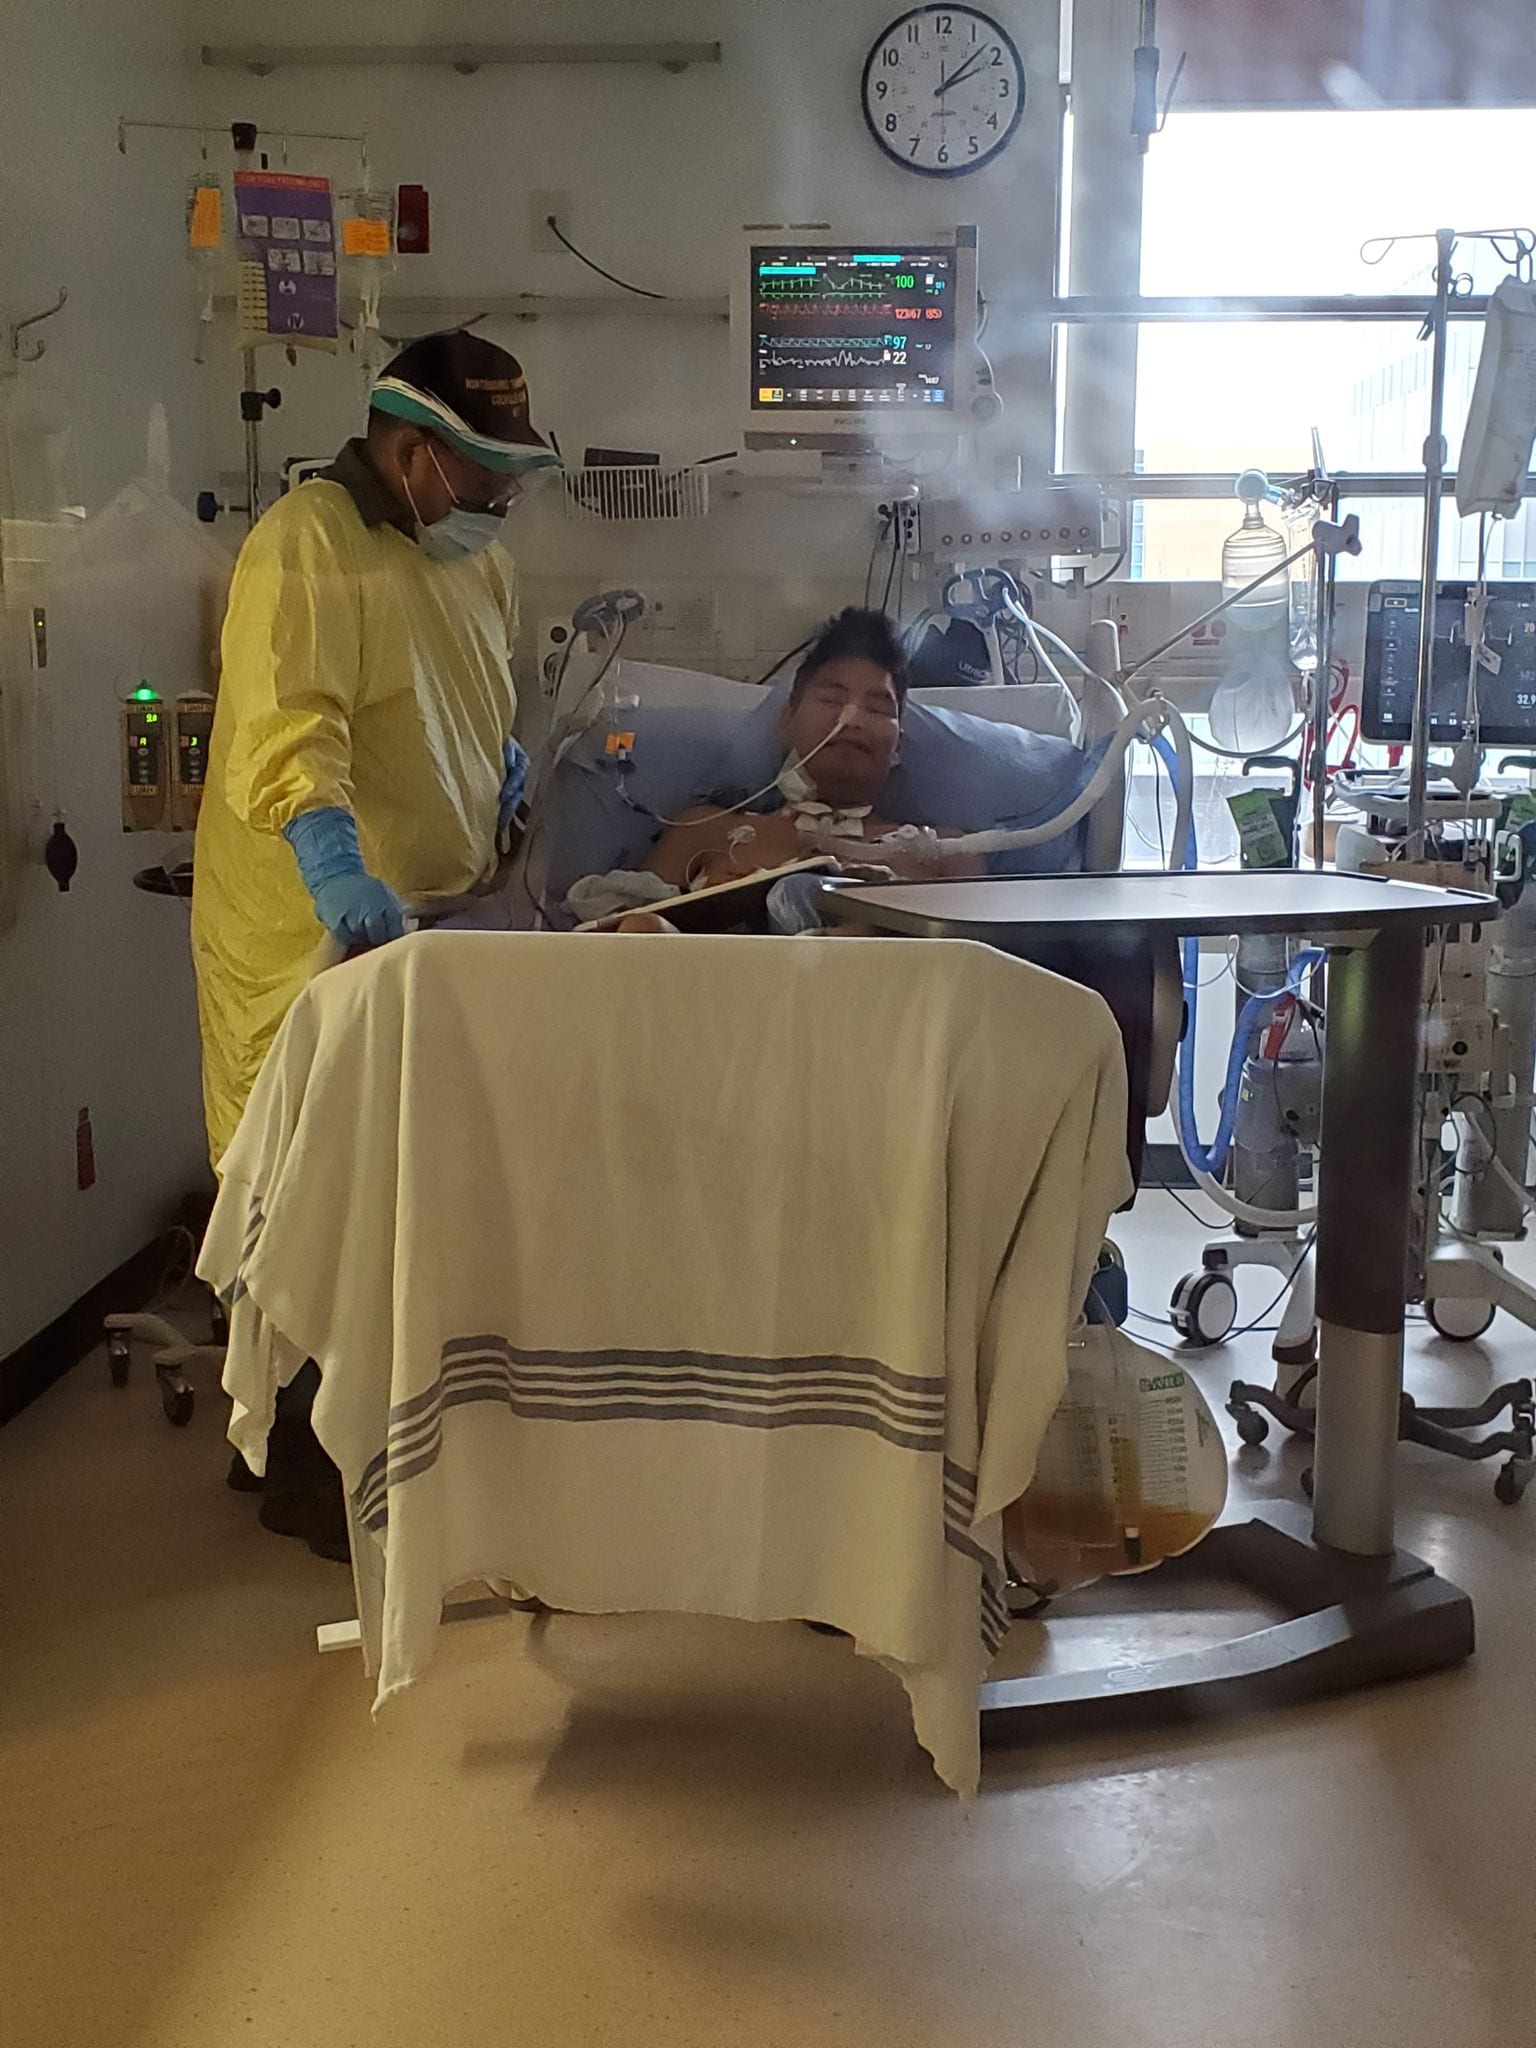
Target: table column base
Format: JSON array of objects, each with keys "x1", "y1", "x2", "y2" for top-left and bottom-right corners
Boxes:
[{"x1": 980, "y1": 1501, "x2": 1473, "y2": 1747}]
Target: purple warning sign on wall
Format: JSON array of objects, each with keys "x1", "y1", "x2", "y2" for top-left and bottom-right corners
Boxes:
[{"x1": 234, "y1": 170, "x2": 338, "y2": 344}]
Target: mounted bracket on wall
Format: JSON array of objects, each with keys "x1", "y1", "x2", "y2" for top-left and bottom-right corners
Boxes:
[
  {"x1": 200, "y1": 42, "x2": 723, "y2": 78},
  {"x1": 7, "y1": 289, "x2": 68, "y2": 369}
]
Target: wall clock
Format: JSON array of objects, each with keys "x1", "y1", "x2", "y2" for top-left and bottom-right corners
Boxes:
[{"x1": 862, "y1": 7, "x2": 1026, "y2": 177}]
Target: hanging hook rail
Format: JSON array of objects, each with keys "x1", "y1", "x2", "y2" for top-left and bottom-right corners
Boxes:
[{"x1": 117, "y1": 117, "x2": 368, "y2": 161}]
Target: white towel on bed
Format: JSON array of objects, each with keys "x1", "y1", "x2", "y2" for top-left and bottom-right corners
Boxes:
[{"x1": 200, "y1": 929, "x2": 1130, "y2": 1791}]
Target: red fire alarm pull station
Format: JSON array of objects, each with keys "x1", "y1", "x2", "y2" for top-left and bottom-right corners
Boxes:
[{"x1": 396, "y1": 184, "x2": 430, "y2": 254}]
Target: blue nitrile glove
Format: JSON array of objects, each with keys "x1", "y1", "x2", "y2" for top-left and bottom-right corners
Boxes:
[
  {"x1": 283, "y1": 807, "x2": 407, "y2": 950},
  {"x1": 497, "y1": 736, "x2": 529, "y2": 854}
]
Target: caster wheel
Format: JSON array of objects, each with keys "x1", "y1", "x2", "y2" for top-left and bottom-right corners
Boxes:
[
  {"x1": 1170, "y1": 1270, "x2": 1238, "y2": 1346},
  {"x1": 1231, "y1": 1406, "x2": 1270, "y2": 1448},
  {"x1": 1425, "y1": 1296, "x2": 1496, "y2": 1342},
  {"x1": 1300, "y1": 1466, "x2": 1315, "y2": 1500},
  {"x1": 161, "y1": 1385, "x2": 195, "y2": 1428},
  {"x1": 107, "y1": 1332, "x2": 131, "y2": 1388},
  {"x1": 1494, "y1": 1463, "x2": 1530, "y2": 1506}
]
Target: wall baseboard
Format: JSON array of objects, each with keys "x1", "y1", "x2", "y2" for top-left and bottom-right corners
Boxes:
[
  {"x1": 1140, "y1": 1142, "x2": 1196, "y2": 1189},
  {"x1": 0, "y1": 1196, "x2": 212, "y2": 1428}
]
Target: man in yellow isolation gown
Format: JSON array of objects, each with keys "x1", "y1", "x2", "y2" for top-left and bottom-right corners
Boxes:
[{"x1": 192, "y1": 329, "x2": 558, "y2": 1554}]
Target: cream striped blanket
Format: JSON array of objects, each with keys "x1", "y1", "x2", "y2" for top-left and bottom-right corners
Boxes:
[{"x1": 200, "y1": 930, "x2": 1129, "y2": 1790}]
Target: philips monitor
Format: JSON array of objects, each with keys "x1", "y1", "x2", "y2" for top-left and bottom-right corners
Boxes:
[
  {"x1": 732, "y1": 228, "x2": 983, "y2": 452},
  {"x1": 1361, "y1": 580, "x2": 1536, "y2": 747}
]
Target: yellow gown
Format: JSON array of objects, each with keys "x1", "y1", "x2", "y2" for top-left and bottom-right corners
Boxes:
[{"x1": 191, "y1": 475, "x2": 518, "y2": 1166}]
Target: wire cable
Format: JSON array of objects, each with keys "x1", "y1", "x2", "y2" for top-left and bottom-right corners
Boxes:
[
  {"x1": 864, "y1": 509, "x2": 893, "y2": 607},
  {"x1": 751, "y1": 634, "x2": 816, "y2": 689},
  {"x1": 519, "y1": 620, "x2": 632, "y2": 924},
  {"x1": 1230, "y1": 1231, "x2": 1316, "y2": 1338},
  {"x1": 638, "y1": 706, "x2": 860, "y2": 832},
  {"x1": 1082, "y1": 543, "x2": 1128, "y2": 590},
  {"x1": 879, "y1": 513, "x2": 903, "y2": 614},
  {"x1": 1150, "y1": 1178, "x2": 1232, "y2": 1231},
  {"x1": 545, "y1": 216, "x2": 668, "y2": 300}
]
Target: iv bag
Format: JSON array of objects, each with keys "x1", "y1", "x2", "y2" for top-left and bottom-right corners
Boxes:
[
  {"x1": 186, "y1": 171, "x2": 224, "y2": 362},
  {"x1": 1208, "y1": 494, "x2": 1301, "y2": 752},
  {"x1": 338, "y1": 189, "x2": 396, "y2": 376},
  {"x1": 1457, "y1": 276, "x2": 1536, "y2": 519}
]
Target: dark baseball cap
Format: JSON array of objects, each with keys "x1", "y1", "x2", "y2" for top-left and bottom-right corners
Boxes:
[{"x1": 370, "y1": 330, "x2": 557, "y2": 474}]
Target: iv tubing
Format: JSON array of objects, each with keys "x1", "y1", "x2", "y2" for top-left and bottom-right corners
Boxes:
[{"x1": 1173, "y1": 943, "x2": 1325, "y2": 1227}]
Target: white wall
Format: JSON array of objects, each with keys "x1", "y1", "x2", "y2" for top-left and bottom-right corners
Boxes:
[
  {"x1": 0, "y1": 0, "x2": 1067, "y2": 1356},
  {"x1": 188, "y1": 0, "x2": 1063, "y2": 666},
  {"x1": 0, "y1": 4, "x2": 214, "y2": 1357}
]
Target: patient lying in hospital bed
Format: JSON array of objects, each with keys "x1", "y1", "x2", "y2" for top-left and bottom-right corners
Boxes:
[
  {"x1": 642, "y1": 608, "x2": 977, "y2": 896},
  {"x1": 570, "y1": 609, "x2": 977, "y2": 930},
  {"x1": 444, "y1": 613, "x2": 1109, "y2": 934}
]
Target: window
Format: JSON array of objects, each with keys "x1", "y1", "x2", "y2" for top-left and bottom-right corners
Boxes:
[{"x1": 1131, "y1": 107, "x2": 1536, "y2": 577}]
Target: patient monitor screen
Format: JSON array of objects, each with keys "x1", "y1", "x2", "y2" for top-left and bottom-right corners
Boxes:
[
  {"x1": 1362, "y1": 580, "x2": 1536, "y2": 746},
  {"x1": 749, "y1": 244, "x2": 958, "y2": 413}
]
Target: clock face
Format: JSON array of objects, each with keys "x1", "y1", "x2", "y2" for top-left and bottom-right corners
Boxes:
[{"x1": 862, "y1": 7, "x2": 1026, "y2": 178}]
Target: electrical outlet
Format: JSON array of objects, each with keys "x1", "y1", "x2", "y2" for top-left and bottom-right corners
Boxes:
[{"x1": 531, "y1": 192, "x2": 572, "y2": 255}]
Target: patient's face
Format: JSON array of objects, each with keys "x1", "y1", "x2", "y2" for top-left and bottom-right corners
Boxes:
[{"x1": 782, "y1": 657, "x2": 902, "y2": 808}]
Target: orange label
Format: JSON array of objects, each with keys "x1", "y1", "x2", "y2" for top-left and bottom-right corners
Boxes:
[
  {"x1": 188, "y1": 185, "x2": 222, "y2": 250},
  {"x1": 341, "y1": 217, "x2": 391, "y2": 257},
  {"x1": 605, "y1": 732, "x2": 637, "y2": 756}
]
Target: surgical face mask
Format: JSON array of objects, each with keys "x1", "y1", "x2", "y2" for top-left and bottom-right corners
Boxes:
[
  {"x1": 416, "y1": 504, "x2": 509, "y2": 562},
  {"x1": 403, "y1": 446, "x2": 515, "y2": 561}
]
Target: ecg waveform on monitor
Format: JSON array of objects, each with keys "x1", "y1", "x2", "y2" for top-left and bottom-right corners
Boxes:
[
  {"x1": 758, "y1": 334, "x2": 898, "y2": 348},
  {"x1": 760, "y1": 349, "x2": 895, "y2": 370},
  {"x1": 759, "y1": 278, "x2": 889, "y2": 298},
  {"x1": 758, "y1": 296, "x2": 896, "y2": 316}
]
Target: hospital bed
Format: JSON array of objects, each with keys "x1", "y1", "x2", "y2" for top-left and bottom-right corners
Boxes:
[
  {"x1": 113, "y1": 659, "x2": 1173, "y2": 1428},
  {"x1": 507, "y1": 661, "x2": 1131, "y2": 925},
  {"x1": 497, "y1": 657, "x2": 1176, "y2": 1172}
]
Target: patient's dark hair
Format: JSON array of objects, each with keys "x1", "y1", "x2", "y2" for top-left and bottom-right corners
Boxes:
[{"x1": 789, "y1": 608, "x2": 908, "y2": 704}]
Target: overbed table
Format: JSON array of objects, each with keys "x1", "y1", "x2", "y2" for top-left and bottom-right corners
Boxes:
[{"x1": 820, "y1": 869, "x2": 1496, "y2": 1738}]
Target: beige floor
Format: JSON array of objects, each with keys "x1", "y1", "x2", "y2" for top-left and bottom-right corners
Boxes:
[{"x1": 3, "y1": 1195, "x2": 1534, "y2": 2048}]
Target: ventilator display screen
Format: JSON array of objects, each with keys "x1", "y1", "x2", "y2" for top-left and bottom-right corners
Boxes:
[
  {"x1": 1362, "y1": 580, "x2": 1536, "y2": 746},
  {"x1": 749, "y1": 244, "x2": 957, "y2": 412}
]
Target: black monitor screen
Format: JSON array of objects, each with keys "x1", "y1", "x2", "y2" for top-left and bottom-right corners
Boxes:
[
  {"x1": 1361, "y1": 580, "x2": 1536, "y2": 746},
  {"x1": 750, "y1": 244, "x2": 957, "y2": 413}
]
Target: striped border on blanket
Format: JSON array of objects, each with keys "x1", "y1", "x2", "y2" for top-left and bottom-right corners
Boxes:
[
  {"x1": 353, "y1": 1335, "x2": 948, "y2": 1534},
  {"x1": 350, "y1": 1335, "x2": 1012, "y2": 1658},
  {"x1": 942, "y1": 1458, "x2": 1011, "y2": 1657},
  {"x1": 219, "y1": 1194, "x2": 266, "y2": 1309}
]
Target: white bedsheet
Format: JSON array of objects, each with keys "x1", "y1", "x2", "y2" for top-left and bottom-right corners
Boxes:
[{"x1": 199, "y1": 929, "x2": 1130, "y2": 1791}]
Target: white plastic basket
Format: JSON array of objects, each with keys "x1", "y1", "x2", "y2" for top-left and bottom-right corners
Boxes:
[{"x1": 561, "y1": 464, "x2": 709, "y2": 524}]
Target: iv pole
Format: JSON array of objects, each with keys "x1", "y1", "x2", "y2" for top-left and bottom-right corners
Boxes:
[
  {"x1": 1403, "y1": 228, "x2": 1456, "y2": 859},
  {"x1": 1390, "y1": 225, "x2": 1536, "y2": 856},
  {"x1": 231, "y1": 122, "x2": 279, "y2": 527}
]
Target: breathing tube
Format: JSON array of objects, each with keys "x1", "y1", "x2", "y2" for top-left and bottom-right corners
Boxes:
[
  {"x1": 1176, "y1": 941, "x2": 1324, "y2": 1181},
  {"x1": 848, "y1": 691, "x2": 1192, "y2": 864},
  {"x1": 1133, "y1": 727, "x2": 1322, "y2": 1228}
]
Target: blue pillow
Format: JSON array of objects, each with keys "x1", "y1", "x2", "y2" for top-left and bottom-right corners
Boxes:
[
  {"x1": 533, "y1": 683, "x2": 1104, "y2": 917},
  {"x1": 720, "y1": 683, "x2": 1105, "y2": 876}
]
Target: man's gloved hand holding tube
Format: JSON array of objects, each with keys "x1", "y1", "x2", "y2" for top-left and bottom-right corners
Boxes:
[
  {"x1": 498, "y1": 735, "x2": 529, "y2": 855},
  {"x1": 284, "y1": 807, "x2": 407, "y2": 950}
]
